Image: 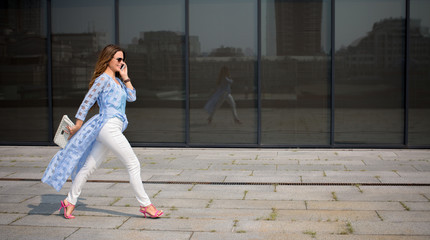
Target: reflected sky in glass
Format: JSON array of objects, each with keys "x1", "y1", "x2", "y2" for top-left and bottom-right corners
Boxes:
[
  {"x1": 119, "y1": 0, "x2": 184, "y2": 45},
  {"x1": 335, "y1": 0, "x2": 404, "y2": 50},
  {"x1": 52, "y1": 0, "x2": 114, "y2": 34},
  {"x1": 190, "y1": 0, "x2": 257, "y2": 54}
]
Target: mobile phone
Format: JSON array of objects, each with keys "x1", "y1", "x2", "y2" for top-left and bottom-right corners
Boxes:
[{"x1": 120, "y1": 64, "x2": 125, "y2": 70}]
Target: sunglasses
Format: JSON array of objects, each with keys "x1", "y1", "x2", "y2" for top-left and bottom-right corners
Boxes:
[{"x1": 115, "y1": 58, "x2": 125, "y2": 62}]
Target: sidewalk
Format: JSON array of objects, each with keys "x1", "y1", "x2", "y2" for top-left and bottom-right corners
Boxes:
[{"x1": 0, "y1": 146, "x2": 429, "y2": 240}]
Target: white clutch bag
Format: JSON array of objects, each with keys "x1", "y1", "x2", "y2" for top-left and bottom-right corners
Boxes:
[{"x1": 53, "y1": 115, "x2": 75, "y2": 148}]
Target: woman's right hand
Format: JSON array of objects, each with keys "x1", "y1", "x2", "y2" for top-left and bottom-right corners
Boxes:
[{"x1": 66, "y1": 119, "x2": 83, "y2": 140}]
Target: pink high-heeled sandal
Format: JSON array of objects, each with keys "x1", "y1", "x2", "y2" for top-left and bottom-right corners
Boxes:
[
  {"x1": 59, "y1": 200, "x2": 75, "y2": 219},
  {"x1": 139, "y1": 204, "x2": 163, "y2": 218}
]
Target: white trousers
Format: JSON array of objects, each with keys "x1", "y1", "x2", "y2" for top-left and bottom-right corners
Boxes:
[
  {"x1": 66, "y1": 117, "x2": 151, "y2": 207},
  {"x1": 209, "y1": 93, "x2": 240, "y2": 120}
]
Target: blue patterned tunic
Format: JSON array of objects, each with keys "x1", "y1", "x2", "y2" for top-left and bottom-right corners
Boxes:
[{"x1": 42, "y1": 73, "x2": 136, "y2": 191}]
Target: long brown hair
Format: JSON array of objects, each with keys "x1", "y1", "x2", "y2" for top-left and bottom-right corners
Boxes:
[{"x1": 89, "y1": 44, "x2": 125, "y2": 89}]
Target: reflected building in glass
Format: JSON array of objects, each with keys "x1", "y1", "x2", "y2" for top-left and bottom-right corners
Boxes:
[
  {"x1": 1, "y1": 0, "x2": 429, "y2": 148},
  {"x1": 261, "y1": 0, "x2": 331, "y2": 145}
]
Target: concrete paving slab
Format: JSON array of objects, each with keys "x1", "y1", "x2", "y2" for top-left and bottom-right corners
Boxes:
[
  {"x1": 191, "y1": 184, "x2": 274, "y2": 192},
  {"x1": 148, "y1": 174, "x2": 227, "y2": 182},
  {"x1": 352, "y1": 221, "x2": 430, "y2": 235},
  {"x1": 224, "y1": 175, "x2": 301, "y2": 183},
  {"x1": 0, "y1": 225, "x2": 78, "y2": 240},
  {"x1": 209, "y1": 199, "x2": 306, "y2": 210},
  {"x1": 277, "y1": 164, "x2": 347, "y2": 171},
  {"x1": 312, "y1": 235, "x2": 430, "y2": 240},
  {"x1": 190, "y1": 232, "x2": 314, "y2": 240},
  {"x1": 377, "y1": 210, "x2": 430, "y2": 222},
  {"x1": 336, "y1": 191, "x2": 428, "y2": 202},
  {"x1": 166, "y1": 208, "x2": 270, "y2": 221},
  {"x1": 307, "y1": 201, "x2": 405, "y2": 211},
  {"x1": 11, "y1": 214, "x2": 129, "y2": 229},
  {"x1": 156, "y1": 190, "x2": 245, "y2": 200},
  {"x1": 407, "y1": 202, "x2": 430, "y2": 211},
  {"x1": 245, "y1": 191, "x2": 333, "y2": 201},
  {"x1": 67, "y1": 228, "x2": 192, "y2": 240},
  {"x1": 120, "y1": 218, "x2": 234, "y2": 232},
  {"x1": 114, "y1": 197, "x2": 209, "y2": 209},
  {"x1": 0, "y1": 213, "x2": 26, "y2": 224},
  {"x1": 235, "y1": 220, "x2": 347, "y2": 234},
  {"x1": 276, "y1": 209, "x2": 380, "y2": 222},
  {"x1": 0, "y1": 194, "x2": 35, "y2": 204}
]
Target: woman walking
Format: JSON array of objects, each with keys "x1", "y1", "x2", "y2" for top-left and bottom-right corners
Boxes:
[
  {"x1": 42, "y1": 44, "x2": 163, "y2": 219},
  {"x1": 204, "y1": 66, "x2": 241, "y2": 124}
]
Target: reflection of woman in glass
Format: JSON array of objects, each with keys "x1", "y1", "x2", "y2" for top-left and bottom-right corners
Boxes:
[
  {"x1": 42, "y1": 44, "x2": 163, "y2": 219},
  {"x1": 204, "y1": 66, "x2": 241, "y2": 124}
]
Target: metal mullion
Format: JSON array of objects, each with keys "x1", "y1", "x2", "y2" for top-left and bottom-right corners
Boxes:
[
  {"x1": 185, "y1": 0, "x2": 190, "y2": 146},
  {"x1": 47, "y1": 0, "x2": 54, "y2": 144},
  {"x1": 257, "y1": 0, "x2": 262, "y2": 146},
  {"x1": 330, "y1": 0, "x2": 335, "y2": 146},
  {"x1": 404, "y1": 0, "x2": 410, "y2": 147}
]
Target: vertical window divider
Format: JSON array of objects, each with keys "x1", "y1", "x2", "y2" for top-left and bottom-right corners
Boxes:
[
  {"x1": 185, "y1": 0, "x2": 190, "y2": 145},
  {"x1": 257, "y1": 0, "x2": 262, "y2": 146},
  {"x1": 404, "y1": 0, "x2": 410, "y2": 147},
  {"x1": 47, "y1": 0, "x2": 53, "y2": 144},
  {"x1": 330, "y1": 0, "x2": 335, "y2": 147}
]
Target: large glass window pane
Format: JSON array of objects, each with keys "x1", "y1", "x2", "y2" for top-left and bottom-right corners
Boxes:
[
  {"x1": 261, "y1": 0, "x2": 331, "y2": 145},
  {"x1": 0, "y1": 0, "x2": 48, "y2": 142},
  {"x1": 51, "y1": 0, "x2": 114, "y2": 132},
  {"x1": 334, "y1": 0, "x2": 405, "y2": 144},
  {"x1": 409, "y1": 0, "x2": 430, "y2": 146},
  {"x1": 189, "y1": 0, "x2": 258, "y2": 144},
  {"x1": 119, "y1": 0, "x2": 185, "y2": 143}
]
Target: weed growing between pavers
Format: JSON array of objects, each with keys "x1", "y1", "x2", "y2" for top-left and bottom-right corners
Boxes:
[
  {"x1": 188, "y1": 183, "x2": 197, "y2": 191},
  {"x1": 420, "y1": 194, "x2": 430, "y2": 202},
  {"x1": 376, "y1": 211, "x2": 384, "y2": 221},
  {"x1": 375, "y1": 176, "x2": 382, "y2": 182},
  {"x1": 303, "y1": 230, "x2": 316, "y2": 238},
  {"x1": 339, "y1": 222, "x2": 354, "y2": 235},
  {"x1": 331, "y1": 192, "x2": 338, "y2": 201},
  {"x1": 233, "y1": 219, "x2": 239, "y2": 227},
  {"x1": 399, "y1": 201, "x2": 410, "y2": 211},
  {"x1": 242, "y1": 190, "x2": 248, "y2": 200},
  {"x1": 110, "y1": 197, "x2": 122, "y2": 206},
  {"x1": 265, "y1": 208, "x2": 278, "y2": 221},
  {"x1": 354, "y1": 184, "x2": 363, "y2": 193},
  {"x1": 152, "y1": 190, "x2": 162, "y2": 198},
  {"x1": 206, "y1": 199, "x2": 213, "y2": 208},
  {"x1": 255, "y1": 207, "x2": 278, "y2": 221}
]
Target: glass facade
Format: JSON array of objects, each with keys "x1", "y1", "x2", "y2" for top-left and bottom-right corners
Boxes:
[
  {"x1": 409, "y1": 0, "x2": 430, "y2": 146},
  {"x1": 261, "y1": 0, "x2": 331, "y2": 145},
  {"x1": 0, "y1": 0, "x2": 48, "y2": 142},
  {"x1": 119, "y1": 0, "x2": 185, "y2": 143},
  {"x1": 189, "y1": 0, "x2": 258, "y2": 144},
  {"x1": 51, "y1": 0, "x2": 115, "y2": 134},
  {"x1": 1, "y1": 0, "x2": 429, "y2": 148},
  {"x1": 334, "y1": 0, "x2": 405, "y2": 145}
]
